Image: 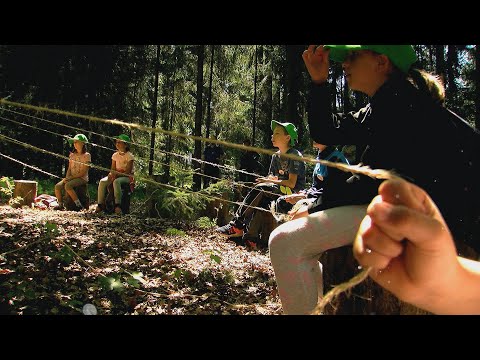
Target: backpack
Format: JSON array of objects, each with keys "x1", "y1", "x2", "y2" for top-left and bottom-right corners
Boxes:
[{"x1": 446, "y1": 109, "x2": 480, "y2": 253}]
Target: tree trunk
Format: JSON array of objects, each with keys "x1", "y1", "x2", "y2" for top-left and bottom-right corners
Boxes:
[
  {"x1": 252, "y1": 45, "x2": 258, "y2": 146},
  {"x1": 286, "y1": 45, "x2": 303, "y2": 138},
  {"x1": 446, "y1": 45, "x2": 458, "y2": 105},
  {"x1": 13, "y1": 180, "x2": 37, "y2": 207},
  {"x1": 206, "y1": 45, "x2": 215, "y2": 140},
  {"x1": 475, "y1": 45, "x2": 480, "y2": 130},
  {"x1": 193, "y1": 45, "x2": 205, "y2": 192},
  {"x1": 149, "y1": 45, "x2": 160, "y2": 176},
  {"x1": 435, "y1": 45, "x2": 446, "y2": 85}
]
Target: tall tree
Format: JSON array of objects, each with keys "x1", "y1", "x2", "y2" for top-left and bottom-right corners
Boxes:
[
  {"x1": 475, "y1": 45, "x2": 480, "y2": 129},
  {"x1": 149, "y1": 45, "x2": 160, "y2": 176},
  {"x1": 205, "y1": 45, "x2": 215, "y2": 140},
  {"x1": 193, "y1": 45, "x2": 205, "y2": 191},
  {"x1": 285, "y1": 45, "x2": 303, "y2": 139},
  {"x1": 252, "y1": 45, "x2": 258, "y2": 145},
  {"x1": 446, "y1": 45, "x2": 459, "y2": 106},
  {"x1": 435, "y1": 45, "x2": 446, "y2": 85}
]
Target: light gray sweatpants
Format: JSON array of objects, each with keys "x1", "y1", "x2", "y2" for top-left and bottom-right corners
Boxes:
[
  {"x1": 269, "y1": 204, "x2": 367, "y2": 315},
  {"x1": 97, "y1": 176, "x2": 130, "y2": 205}
]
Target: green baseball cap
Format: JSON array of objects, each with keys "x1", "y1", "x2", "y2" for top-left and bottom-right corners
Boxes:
[
  {"x1": 324, "y1": 45, "x2": 417, "y2": 73},
  {"x1": 116, "y1": 134, "x2": 131, "y2": 143},
  {"x1": 68, "y1": 133, "x2": 88, "y2": 146},
  {"x1": 271, "y1": 120, "x2": 298, "y2": 146}
]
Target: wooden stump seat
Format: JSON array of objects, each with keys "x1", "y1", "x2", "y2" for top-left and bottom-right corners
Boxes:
[
  {"x1": 64, "y1": 184, "x2": 90, "y2": 211},
  {"x1": 105, "y1": 182, "x2": 132, "y2": 214},
  {"x1": 13, "y1": 180, "x2": 37, "y2": 207}
]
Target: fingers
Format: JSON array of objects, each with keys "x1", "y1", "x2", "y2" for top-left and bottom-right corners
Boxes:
[
  {"x1": 377, "y1": 178, "x2": 426, "y2": 213},
  {"x1": 354, "y1": 215, "x2": 397, "y2": 269},
  {"x1": 377, "y1": 178, "x2": 445, "y2": 223},
  {"x1": 367, "y1": 199, "x2": 451, "y2": 250}
]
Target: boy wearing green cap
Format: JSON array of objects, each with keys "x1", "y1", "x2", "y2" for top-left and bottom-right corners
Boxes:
[
  {"x1": 54, "y1": 134, "x2": 91, "y2": 211},
  {"x1": 216, "y1": 121, "x2": 305, "y2": 244},
  {"x1": 95, "y1": 134, "x2": 135, "y2": 215},
  {"x1": 268, "y1": 45, "x2": 479, "y2": 314}
]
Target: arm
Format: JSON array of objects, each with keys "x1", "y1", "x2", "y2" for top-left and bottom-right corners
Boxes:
[
  {"x1": 303, "y1": 45, "x2": 369, "y2": 145},
  {"x1": 64, "y1": 161, "x2": 72, "y2": 182},
  {"x1": 353, "y1": 178, "x2": 480, "y2": 315},
  {"x1": 108, "y1": 160, "x2": 116, "y2": 181}
]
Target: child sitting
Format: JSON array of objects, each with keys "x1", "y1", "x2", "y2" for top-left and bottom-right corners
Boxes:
[
  {"x1": 54, "y1": 134, "x2": 91, "y2": 211},
  {"x1": 216, "y1": 121, "x2": 306, "y2": 244},
  {"x1": 95, "y1": 134, "x2": 135, "y2": 215}
]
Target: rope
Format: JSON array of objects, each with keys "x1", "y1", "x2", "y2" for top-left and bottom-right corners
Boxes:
[
  {"x1": 0, "y1": 105, "x2": 265, "y2": 180},
  {"x1": 311, "y1": 267, "x2": 373, "y2": 315},
  {"x1": 0, "y1": 152, "x2": 61, "y2": 179},
  {"x1": 0, "y1": 99, "x2": 398, "y2": 181},
  {"x1": 0, "y1": 134, "x2": 275, "y2": 215},
  {"x1": 0, "y1": 113, "x2": 282, "y2": 198}
]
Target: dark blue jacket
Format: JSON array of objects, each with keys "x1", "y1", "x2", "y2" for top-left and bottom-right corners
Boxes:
[{"x1": 307, "y1": 73, "x2": 477, "y2": 242}]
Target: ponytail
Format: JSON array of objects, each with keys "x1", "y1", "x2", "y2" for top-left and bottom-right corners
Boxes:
[{"x1": 407, "y1": 68, "x2": 445, "y2": 106}]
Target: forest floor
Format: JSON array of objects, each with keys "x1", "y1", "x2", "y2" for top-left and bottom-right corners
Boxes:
[{"x1": 0, "y1": 203, "x2": 282, "y2": 315}]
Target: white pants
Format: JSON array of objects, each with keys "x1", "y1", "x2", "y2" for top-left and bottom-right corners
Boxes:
[{"x1": 269, "y1": 204, "x2": 367, "y2": 314}]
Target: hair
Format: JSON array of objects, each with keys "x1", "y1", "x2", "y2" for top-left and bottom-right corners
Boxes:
[
  {"x1": 389, "y1": 66, "x2": 446, "y2": 106},
  {"x1": 407, "y1": 68, "x2": 445, "y2": 106}
]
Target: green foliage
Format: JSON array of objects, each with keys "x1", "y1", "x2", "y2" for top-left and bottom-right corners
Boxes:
[
  {"x1": 52, "y1": 245, "x2": 74, "y2": 265},
  {"x1": 203, "y1": 249, "x2": 222, "y2": 264},
  {"x1": 0, "y1": 176, "x2": 14, "y2": 203},
  {"x1": 165, "y1": 228, "x2": 186, "y2": 236},
  {"x1": 195, "y1": 216, "x2": 216, "y2": 229},
  {"x1": 36, "y1": 221, "x2": 60, "y2": 238},
  {"x1": 36, "y1": 179, "x2": 56, "y2": 197},
  {"x1": 98, "y1": 275, "x2": 125, "y2": 293},
  {"x1": 152, "y1": 187, "x2": 206, "y2": 221}
]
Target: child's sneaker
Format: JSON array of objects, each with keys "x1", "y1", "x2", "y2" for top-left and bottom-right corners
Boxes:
[
  {"x1": 216, "y1": 222, "x2": 244, "y2": 238},
  {"x1": 53, "y1": 204, "x2": 65, "y2": 211}
]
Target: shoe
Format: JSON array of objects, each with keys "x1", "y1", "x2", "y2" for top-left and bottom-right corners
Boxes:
[
  {"x1": 216, "y1": 222, "x2": 244, "y2": 238},
  {"x1": 114, "y1": 205, "x2": 123, "y2": 215},
  {"x1": 53, "y1": 204, "x2": 65, "y2": 211},
  {"x1": 245, "y1": 239, "x2": 257, "y2": 250},
  {"x1": 94, "y1": 204, "x2": 105, "y2": 213},
  {"x1": 74, "y1": 204, "x2": 85, "y2": 211}
]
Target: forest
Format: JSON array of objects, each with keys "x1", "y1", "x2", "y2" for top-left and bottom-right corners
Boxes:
[{"x1": 0, "y1": 45, "x2": 478, "y2": 315}]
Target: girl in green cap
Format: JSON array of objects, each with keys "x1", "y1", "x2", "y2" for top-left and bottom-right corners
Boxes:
[
  {"x1": 54, "y1": 134, "x2": 91, "y2": 211},
  {"x1": 95, "y1": 134, "x2": 135, "y2": 215},
  {"x1": 268, "y1": 45, "x2": 479, "y2": 314}
]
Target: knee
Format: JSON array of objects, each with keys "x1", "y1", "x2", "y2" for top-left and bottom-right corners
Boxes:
[
  {"x1": 269, "y1": 223, "x2": 295, "y2": 255},
  {"x1": 55, "y1": 183, "x2": 63, "y2": 191},
  {"x1": 64, "y1": 182, "x2": 74, "y2": 191}
]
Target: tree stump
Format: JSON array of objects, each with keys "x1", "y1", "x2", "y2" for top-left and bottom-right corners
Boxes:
[
  {"x1": 147, "y1": 175, "x2": 163, "y2": 217},
  {"x1": 13, "y1": 180, "x2": 37, "y2": 207},
  {"x1": 106, "y1": 183, "x2": 132, "y2": 214},
  {"x1": 319, "y1": 246, "x2": 431, "y2": 315},
  {"x1": 64, "y1": 184, "x2": 90, "y2": 211},
  {"x1": 204, "y1": 192, "x2": 232, "y2": 226},
  {"x1": 258, "y1": 211, "x2": 278, "y2": 246}
]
